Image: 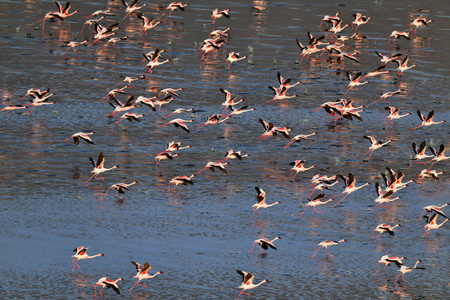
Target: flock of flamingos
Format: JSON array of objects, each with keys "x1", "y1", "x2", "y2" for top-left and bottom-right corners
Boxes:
[{"x1": 3, "y1": 0, "x2": 448, "y2": 298}]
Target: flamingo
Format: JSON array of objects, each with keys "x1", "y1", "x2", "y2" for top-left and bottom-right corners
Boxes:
[
  {"x1": 99, "y1": 86, "x2": 129, "y2": 103},
  {"x1": 236, "y1": 270, "x2": 268, "y2": 300},
  {"x1": 24, "y1": 92, "x2": 56, "y2": 114},
  {"x1": 107, "y1": 95, "x2": 139, "y2": 117},
  {"x1": 164, "y1": 2, "x2": 188, "y2": 16},
  {"x1": 385, "y1": 106, "x2": 411, "y2": 125},
  {"x1": 211, "y1": 9, "x2": 230, "y2": 24},
  {"x1": 159, "y1": 88, "x2": 184, "y2": 98},
  {"x1": 220, "y1": 149, "x2": 250, "y2": 162},
  {"x1": 137, "y1": 14, "x2": 161, "y2": 36},
  {"x1": 18, "y1": 88, "x2": 50, "y2": 101},
  {"x1": 79, "y1": 16, "x2": 105, "y2": 36},
  {"x1": 395, "y1": 260, "x2": 425, "y2": 284},
  {"x1": 142, "y1": 48, "x2": 170, "y2": 74},
  {"x1": 427, "y1": 144, "x2": 449, "y2": 170},
  {"x1": 36, "y1": 1, "x2": 79, "y2": 33},
  {"x1": 412, "y1": 110, "x2": 445, "y2": 130},
  {"x1": 154, "y1": 152, "x2": 180, "y2": 169},
  {"x1": 299, "y1": 194, "x2": 333, "y2": 215},
  {"x1": 165, "y1": 108, "x2": 194, "y2": 118},
  {"x1": 267, "y1": 86, "x2": 298, "y2": 103},
  {"x1": 195, "y1": 114, "x2": 230, "y2": 129},
  {"x1": 372, "y1": 183, "x2": 400, "y2": 210},
  {"x1": 352, "y1": 13, "x2": 371, "y2": 31},
  {"x1": 251, "y1": 187, "x2": 281, "y2": 218},
  {"x1": 167, "y1": 175, "x2": 195, "y2": 192},
  {"x1": 197, "y1": 161, "x2": 230, "y2": 174},
  {"x1": 222, "y1": 105, "x2": 255, "y2": 118},
  {"x1": 396, "y1": 55, "x2": 417, "y2": 76},
  {"x1": 72, "y1": 246, "x2": 104, "y2": 272},
  {"x1": 104, "y1": 181, "x2": 138, "y2": 200},
  {"x1": 375, "y1": 51, "x2": 402, "y2": 65},
  {"x1": 122, "y1": 0, "x2": 147, "y2": 19},
  {"x1": 378, "y1": 89, "x2": 404, "y2": 104},
  {"x1": 116, "y1": 75, "x2": 146, "y2": 87},
  {"x1": 284, "y1": 132, "x2": 317, "y2": 149},
  {"x1": 104, "y1": 36, "x2": 128, "y2": 49},
  {"x1": 158, "y1": 118, "x2": 194, "y2": 133},
  {"x1": 407, "y1": 141, "x2": 433, "y2": 170},
  {"x1": 312, "y1": 239, "x2": 347, "y2": 257},
  {"x1": 410, "y1": 16, "x2": 433, "y2": 35},
  {"x1": 319, "y1": 12, "x2": 340, "y2": 28},
  {"x1": 163, "y1": 141, "x2": 192, "y2": 152},
  {"x1": 226, "y1": 52, "x2": 247, "y2": 69},
  {"x1": 64, "y1": 132, "x2": 95, "y2": 145},
  {"x1": 423, "y1": 213, "x2": 449, "y2": 238},
  {"x1": 345, "y1": 71, "x2": 369, "y2": 95},
  {"x1": 333, "y1": 173, "x2": 370, "y2": 205},
  {"x1": 114, "y1": 113, "x2": 144, "y2": 124},
  {"x1": 0, "y1": 105, "x2": 26, "y2": 112},
  {"x1": 250, "y1": 237, "x2": 281, "y2": 254},
  {"x1": 384, "y1": 168, "x2": 412, "y2": 193},
  {"x1": 62, "y1": 39, "x2": 88, "y2": 55},
  {"x1": 417, "y1": 169, "x2": 444, "y2": 184},
  {"x1": 276, "y1": 72, "x2": 301, "y2": 92},
  {"x1": 209, "y1": 27, "x2": 231, "y2": 39},
  {"x1": 152, "y1": 95, "x2": 174, "y2": 113},
  {"x1": 308, "y1": 180, "x2": 339, "y2": 197},
  {"x1": 388, "y1": 31, "x2": 410, "y2": 44},
  {"x1": 375, "y1": 255, "x2": 406, "y2": 274},
  {"x1": 371, "y1": 223, "x2": 401, "y2": 241},
  {"x1": 93, "y1": 277, "x2": 124, "y2": 296},
  {"x1": 84, "y1": 9, "x2": 115, "y2": 19},
  {"x1": 362, "y1": 65, "x2": 390, "y2": 79},
  {"x1": 290, "y1": 160, "x2": 316, "y2": 180},
  {"x1": 130, "y1": 261, "x2": 163, "y2": 291},
  {"x1": 90, "y1": 22, "x2": 120, "y2": 46},
  {"x1": 362, "y1": 135, "x2": 393, "y2": 161},
  {"x1": 84, "y1": 152, "x2": 119, "y2": 184},
  {"x1": 327, "y1": 19, "x2": 349, "y2": 36},
  {"x1": 418, "y1": 204, "x2": 449, "y2": 220}
]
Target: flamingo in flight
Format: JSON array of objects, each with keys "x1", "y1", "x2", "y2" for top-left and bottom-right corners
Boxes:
[
  {"x1": 122, "y1": 0, "x2": 147, "y2": 19},
  {"x1": 375, "y1": 255, "x2": 406, "y2": 274},
  {"x1": 226, "y1": 52, "x2": 247, "y2": 69},
  {"x1": 93, "y1": 277, "x2": 124, "y2": 296},
  {"x1": 220, "y1": 149, "x2": 250, "y2": 162},
  {"x1": 154, "y1": 152, "x2": 179, "y2": 169},
  {"x1": 62, "y1": 39, "x2": 88, "y2": 55},
  {"x1": 284, "y1": 132, "x2": 317, "y2": 149},
  {"x1": 167, "y1": 175, "x2": 195, "y2": 192},
  {"x1": 197, "y1": 161, "x2": 230, "y2": 174},
  {"x1": 407, "y1": 141, "x2": 433, "y2": 170},
  {"x1": 104, "y1": 181, "x2": 138, "y2": 200},
  {"x1": 395, "y1": 260, "x2": 425, "y2": 284},
  {"x1": 312, "y1": 239, "x2": 347, "y2": 257},
  {"x1": 417, "y1": 169, "x2": 444, "y2": 184},
  {"x1": 423, "y1": 213, "x2": 449, "y2": 238},
  {"x1": 418, "y1": 203, "x2": 449, "y2": 220},
  {"x1": 388, "y1": 31, "x2": 410, "y2": 44},
  {"x1": 64, "y1": 132, "x2": 94, "y2": 145},
  {"x1": 371, "y1": 223, "x2": 401, "y2": 241},
  {"x1": 396, "y1": 55, "x2": 417, "y2": 76},
  {"x1": 130, "y1": 261, "x2": 163, "y2": 291},
  {"x1": 79, "y1": 15, "x2": 105, "y2": 36},
  {"x1": 251, "y1": 187, "x2": 281, "y2": 218},
  {"x1": 333, "y1": 173, "x2": 370, "y2": 205},
  {"x1": 352, "y1": 13, "x2": 371, "y2": 31},
  {"x1": 236, "y1": 270, "x2": 268, "y2": 300},
  {"x1": 372, "y1": 182, "x2": 400, "y2": 211},
  {"x1": 250, "y1": 237, "x2": 281, "y2": 254},
  {"x1": 412, "y1": 110, "x2": 445, "y2": 130},
  {"x1": 137, "y1": 14, "x2": 161, "y2": 36},
  {"x1": 319, "y1": 12, "x2": 341, "y2": 29},
  {"x1": 90, "y1": 22, "x2": 120, "y2": 46},
  {"x1": 299, "y1": 194, "x2": 333, "y2": 215},
  {"x1": 290, "y1": 160, "x2": 316, "y2": 180},
  {"x1": 159, "y1": 118, "x2": 194, "y2": 133},
  {"x1": 114, "y1": 113, "x2": 144, "y2": 124},
  {"x1": 385, "y1": 106, "x2": 411, "y2": 126},
  {"x1": 362, "y1": 135, "x2": 393, "y2": 161},
  {"x1": 375, "y1": 51, "x2": 402, "y2": 65},
  {"x1": 36, "y1": 1, "x2": 79, "y2": 33},
  {"x1": 164, "y1": 2, "x2": 188, "y2": 16},
  {"x1": 211, "y1": 9, "x2": 230, "y2": 24},
  {"x1": 410, "y1": 16, "x2": 433, "y2": 35},
  {"x1": 72, "y1": 246, "x2": 104, "y2": 272},
  {"x1": 84, "y1": 152, "x2": 118, "y2": 184},
  {"x1": 345, "y1": 71, "x2": 369, "y2": 95},
  {"x1": 427, "y1": 144, "x2": 449, "y2": 170}
]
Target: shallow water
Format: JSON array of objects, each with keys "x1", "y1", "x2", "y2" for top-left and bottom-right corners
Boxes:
[{"x1": 0, "y1": 0, "x2": 449, "y2": 299}]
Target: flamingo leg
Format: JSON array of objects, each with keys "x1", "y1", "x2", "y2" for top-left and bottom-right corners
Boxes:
[
  {"x1": 324, "y1": 247, "x2": 334, "y2": 257},
  {"x1": 84, "y1": 174, "x2": 96, "y2": 184},
  {"x1": 72, "y1": 259, "x2": 80, "y2": 272},
  {"x1": 411, "y1": 124, "x2": 423, "y2": 130},
  {"x1": 371, "y1": 229, "x2": 375, "y2": 239},
  {"x1": 259, "y1": 245, "x2": 266, "y2": 254},
  {"x1": 312, "y1": 246, "x2": 322, "y2": 257},
  {"x1": 250, "y1": 209, "x2": 257, "y2": 219},
  {"x1": 417, "y1": 210, "x2": 426, "y2": 221},
  {"x1": 394, "y1": 274, "x2": 402, "y2": 284},
  {"x1": 335, "y1": 193, "x2": 348, "y2": 205},
  {"x1": 249, "y1": 243, "x2": 257, "y2": 252},
  {"x1": 115, "y1": 190, "x2": 124, "y2": 200},
  {"x1": 372, "y1": 203, "x2": 380, "y2": 211},
  {"x1": 104, "y1": 187, "x2": 112, "y2": 197},
  {"x1": 313, "y1": 206, "x2": 324, "y2": 214},
  {"x1": 299, "y1": 206, "x2": 309, "y2": 216},
  {"x1": 377, "y1": 232, "x2": 382, "y2": 241}
]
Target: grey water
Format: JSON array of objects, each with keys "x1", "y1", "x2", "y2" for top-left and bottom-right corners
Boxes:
[{"x1": 0, "y1": 0, "x2": 449, "y2": 299}]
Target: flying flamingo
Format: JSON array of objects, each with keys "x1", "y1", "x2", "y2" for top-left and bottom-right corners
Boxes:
[
  {"x1": 299, "y1": 194, "x2": 333, "y2": 215},
  {"x1": 0, "y1": 105, "x2": 26, "y2": 112},
  {"x1": 395, "y1": 260, "x2": 425, "y2": 284},
  {"x1": 407, "y1": 141, "x2": 433, "y2": 170},
  {"x1": 423, "y1": 213, "x2": 449, "y2": 238},
  {"x1": 333, "y1": 173, "x2": 370, "y2": 205},
  {"x1": 107, "y1": 95, "x2": 139, "y2": 117},
  {"x1": 396, "y1": 55, "x2": 417, "y2": 76},
  {"x1": 99, "y1": 86, "x2": 129, "y2": 103},
  {"x1": 345, "y1": 71, "x2": 369, "y2": 95},
  {"x1": 226, "y1": 52, "x2": 247, "y2": 69},
  {"x1": 388, "y1": 31, "x2": 410, "y2": 44},
  {"x1": 375, "y1": 51, "x2": 402, "y2": 65},
  {"x1": 236, "y1": 270, "x2": 268, "y2": 300},
  {"x1": 62, "y1": 40, "x2": 88, "y2": 55},
  {"x1": 312, "y1": 239, "x2": 347, "y2": 257},
  {"x1": 167, "y1": 175, "x2": 195, "y2": 192},
  {"x1": 164, "y1": 2, "x2": 188, "y2": 16},
  {"x1": 116, "y1": 75, "x2": 146, "y2": 87},
  {"x1": 84, "y1": 9, "x2": 115, "y2": 19},
  {"x1": 211, "y1": 9, "x2": 230, "y2": 24},
  {"x1": 158, "y1": 118, "x2": 194, "y2": 133},
  {"x1": 362, "y1": 135, "x2": 393, "y2": 161},
  {"x1": 72, "y1": 246, "x2": 104, "y2": 272},
  {"x1": 122, "y1": 0, "x2": 147, "y2": 19},
  {"x1": 93, "y1": 277, "x2": 124, "y2": 296},
  {"x1": 375, "y1": 255, "x2": 406, "y2": 274},
  {"x1": 410, "y1": 16, "x2": 433, "y2": 35},
  {"x1": 250, "y1": 237, "x2": 281, "y2": 254},
  {"x1": 267, "y1": 86, "x2": 298, "y2": 103},
  {"x1": 155, "y1": 152, "x2": 180, "y2": 169},
  {"x1": 372, "y1": 183, "x2": 400, "y2": 210},
  {"x1": 79, "y1": 16, "x2": 105, "y2": 36},
  {"x1": 197, "y1": 161, "x2": 230, "y2": 174},
  {"x1": 163, "y1": 141, "x2": 192, "y2": 152},
  {"x1": 90, "y1": 22, "x2": 120, "y2": 46},
  {"x1": 24, "y1": 92, "x2": 56, "y2": 114},
  {"x1": 18, "y1": 88, "x2": 50, "y2": 101},
  {"x1": 137, "y1": 14, "x2": 161, "y2": 36},
  {"x1": 284, "y1": 132, "x2": 317, "y2": 149},
  {"x1": 220, "y1": 149, "x2": 250, "y2": 162},
  {"x1": 418, "y1": 204, "x2": 449, "y2": 220},
  {"x1": 84, "y1": 152, "x2": 118, "y2": 184},
  {"x1": 412, "y1": 110, "x2": 445, "y2": 130},
  {"x1": 427, "y1": 144, "x2": 449, "y2": 170},
  {"x1": 104, "y1": 181, "x2": 138, "y2": 200},
  {"x1": 251, "y1": 187, "x2": 281, "y2": 218},
  {"x1": 64, "y1": 132, "x2": 94, "y2": 145},
  {"x1": 385, "y1": 106, "x2": 411, "y2": 126},
  {"x1": 371, "y1": 223, "x2": 401, "y2": 241},
  {"x1": 361, "y1": 65, "x2": 389, "y2": 79},
  {"x1": 130, "y1": 261, "x2": 163, "y2": 291},
  {"x1": 290, "y1": 160, "x2": 316, "y2": 180},
  {"x1": 352, "y1": 13, "x2": 372, "y2": 31},
  {"x1": 195, "y1": 114, "x2": 230, "y2": 129},
  {"x1": 417, "y1": 169, "x2": 444, "y2": 184},
  {"x1": 319, "y1": 12, "x2": 341, "y2": 29},
  {"x1": 165, "y1": 108, "x2": 194, "y2": 118},
  {"x1": 36, "y1": 1, "x2": 79, "y2": 33},
  {"x1": 114, "y1": 113, "x2": 144, "y2": 124}
]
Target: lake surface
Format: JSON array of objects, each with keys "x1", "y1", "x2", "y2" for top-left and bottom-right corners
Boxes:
[{"x1": 0, "y1": 0, "x2": 449, "y2": 299}]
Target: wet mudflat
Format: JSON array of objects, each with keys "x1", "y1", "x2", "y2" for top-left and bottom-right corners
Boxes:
[{"x1": 0, "y1": 0, "x2": 449, "y2": 299}]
